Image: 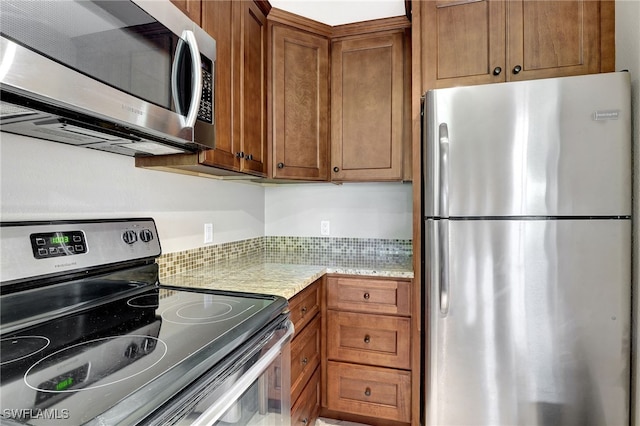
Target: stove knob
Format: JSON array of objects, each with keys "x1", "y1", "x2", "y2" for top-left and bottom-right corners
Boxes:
[
  {"x1": 140, "y1": 229, "x2": 154, "y2": 243},
  {"x1": 124, "y1": 343, "x2": 139, "y2": 359},
  {"x1": 122, "y1": 230, "x2": 138, "y2": 245},
  {"x1": 141, "y1": 338, "x2": 156, "y2": 354}
]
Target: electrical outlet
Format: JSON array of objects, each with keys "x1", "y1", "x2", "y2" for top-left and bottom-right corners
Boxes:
[
  {"x1": 320, "y1": 220, "x2": 330, "y2": 236},
  {"x1": 204, "y1": 223, "x2": 213, "y2": 244}
]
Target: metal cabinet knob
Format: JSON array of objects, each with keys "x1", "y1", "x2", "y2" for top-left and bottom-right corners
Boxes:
[
  {"x1": 513, "y1": 65, "x2": 522, "y2": 74},
  {"x1": 301, "y1": 306, "x2": 307, "y2": 315},
  {"x1": 493, "y1": 66, "x2": 502, "y2": 76},
  {"x1": 277, "y1": 162, "x2": 284, "y2": 169},
  {"x1": 302, "y1": 418, "x2": 308, "y2": 425},
  {"x1": 364, "y1": 335, "x2": 371, "y2": 344},
  {"x1": 246, "y1": 154, "x2": 253, "y2": 161},
  {"x1": 364, "y1": 387, "x2": 372, "y2": 397},
  {"x1": 333, "y1": 166, "x2": 340, "y2": 173},
  {"x1": 302, "y1": 357, "x2": 308, "y2": 365},
  {"x1": 236, "y1": 151, "x2": 245, "y2": 158},
  {"x1": 363, "y1": 292, "x2": 370, "y2": 300}
]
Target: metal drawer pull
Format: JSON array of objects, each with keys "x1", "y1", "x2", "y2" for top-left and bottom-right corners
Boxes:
[
  {"x1": 363, "y1": 292, "x2": 370, "y2": 300},
  {"x1": 302, "y1": 418, "x2": 309, "y2": 425},
  {"x1": 364, "y1": 387, "x2": 371, "y2": 397},
  {"x1": 364, "y1": 335, "x2": 371, "y2": 344},
  {"x1": 301, "y1": 306, "x2": 307, "y2": 315},
  {"x1": 301, "y1": 357, "x2": 308, "y2": 365}
]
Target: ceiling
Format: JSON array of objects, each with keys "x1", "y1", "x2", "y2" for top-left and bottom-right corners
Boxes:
[{"x1": 268, "y1": 0, "x2": 406, "y2": 26}]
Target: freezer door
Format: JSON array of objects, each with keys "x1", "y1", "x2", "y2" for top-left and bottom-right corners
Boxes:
[
  {"x1": 423, "y1": 72, "x2": 632, "y2": 218},
  {"x1": 424, "y1": 218, "x2": 631, "y2": 426}
]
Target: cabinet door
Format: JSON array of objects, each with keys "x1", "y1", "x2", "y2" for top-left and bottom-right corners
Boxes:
[
  {"x1": 239, "y1": 1, "x2": 267, "y2": 176},
  {"x1": 271, "y1": 25, "x2": 329, "y2": 181},
  {"x1": 200, "y1": 0, "x2": 240, "y2": 171},
  {"x1": 331, "y1": 32, "x2": 405, "y2": 181},
  {"x1": 421, "y1": 0, "x2": 506, "y2": 88},
  {"x1": 507, "y1": 0, "x2": 602, "y2": 81},
  {"x1": 170, "y1": 0, "x2": 201, "y2": 25}
]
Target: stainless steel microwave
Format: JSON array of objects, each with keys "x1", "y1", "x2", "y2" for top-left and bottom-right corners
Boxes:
[{"x1": 0, "y1": 0, "x2": 216, "y2": 156}]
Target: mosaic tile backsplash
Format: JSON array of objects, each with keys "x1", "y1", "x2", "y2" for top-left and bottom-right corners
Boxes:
[{"x1": 157, "y1": 236, "x2": 412, "y2": 280}]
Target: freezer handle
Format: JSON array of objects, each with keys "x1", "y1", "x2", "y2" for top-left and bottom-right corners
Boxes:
[
  {"x1": 439, "y1": 219, "x2": 450, "y2": 316},
  {"x1": 439, "y1": 123, "x2": 449, "y2": 218}
]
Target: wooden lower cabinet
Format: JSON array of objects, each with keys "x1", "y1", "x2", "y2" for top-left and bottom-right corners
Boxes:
[
  {"x1": 291, "y1": 315, "x2": 321, "y2": 404},
  {"x1": 322, "y1": 275, "x2": 413, "y2": 425},
  {"x1": 327, "y1": 311, "x2": 410, "y2": 370},
  {"x1": 289, "y1": 277, "x2": 323, "y2": 426},
  {"x1": 326, "y1": 361, "x2": 411, "y2": 423},
  {"x1": 291, "y1": 367, "x2": 321, "y2": 426}
]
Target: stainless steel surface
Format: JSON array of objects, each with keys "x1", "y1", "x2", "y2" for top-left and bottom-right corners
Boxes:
[
  {"x1": 188, "y1": 321, "x2": 293, "y2": 425},
  {"x1": 0, "y1": 0, "x2": 216, "y2": 153},
  {"x1": 424, "y1": 72, "x2": 632, "y2": 218},
  {"x1": 0, "y1": 219, "x2": 161, "y2": 284},
  {"x1": 425, "y1": 219, "x2": 631, "y2": 426},
  {"x1": 422, "y1": 72, "x2": 632, "y2": 426},
  {"x1": 183, "y1": 30, "x2": 203, "y2": 129}
]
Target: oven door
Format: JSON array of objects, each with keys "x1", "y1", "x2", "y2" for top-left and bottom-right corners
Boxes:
[
  {"x1": 147, "y1": 314, "x2": 293, "y2": 426},
  {"x1": 0, "y1": 0, "x2": 215, "y2": 151}
]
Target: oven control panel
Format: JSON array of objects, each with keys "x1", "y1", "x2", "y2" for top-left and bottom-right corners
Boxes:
[
  {"x1": 1, "y1": 218, "x2": 162, "y2": 284},
  {"x1": 30, "y1": 231, "x2": 87, "y2": 259}
]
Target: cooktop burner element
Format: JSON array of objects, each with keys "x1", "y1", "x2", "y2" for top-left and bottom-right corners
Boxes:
[
  {"x1": 0, "y1": 336, "x2": 50, "y2": 365},
  {"x1": 127, "y1": 293, "x2": 161, "y2": 309},
  {"x1": 161, "y1": 293, "x2": 259, "y2": 325},
  {"x1": 24, "y1": 335, "x2": 168, "y2": 394}
]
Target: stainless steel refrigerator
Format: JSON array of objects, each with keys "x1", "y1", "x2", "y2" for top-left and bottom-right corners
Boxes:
[{"x1": 422, "y1": 72, "x2": 632, "y2": 426}]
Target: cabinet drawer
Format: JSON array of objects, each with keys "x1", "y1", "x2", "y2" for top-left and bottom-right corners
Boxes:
[
  {"x1": 327, "y1": 276, "x2": 411, "y2": 316},
  {"x1": 291, "y1": 315, "x2": 321, "y2": 404},
  {"x1": 289, "y1": 279, "x2": 321, "y2": 335},
  {"x1": 326, "y1": 361, "x2": 411, "y2": 422},
  {"x1": 291, "y1": 366, "x2": 321, "y2": 426},
  {"x1": 327, "y1": 311, "x2": 410, "y2": 370}
]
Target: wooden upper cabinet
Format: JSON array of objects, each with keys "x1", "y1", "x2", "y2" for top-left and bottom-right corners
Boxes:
[
  {"x1": 200, "y1": 1, "x2": 238, "y2": 171},
  {"x1": 198, "y1": 0, "x2": 268, "y2": 176},
  {"x1": 270, "y1": 24, "x2": 330, "y2": 181},
  {"x1": 170, "y1": 0, "x2": 201, "y2": 25},
  {"x1": 425, "y1": 0, "x2": 506, "y2": 87},
  {"x1": 240, "y1": 1, "x2": 268, "y2": 176},
  {"x1": 331, "y1": 31, "x2": 406, "y2": 182},
  {"x1": 507, "y1": 0, "x2": 604, "y2": 81},
  {"x1": 418, "y1": 0, "x2": 615, "y2": 90}
]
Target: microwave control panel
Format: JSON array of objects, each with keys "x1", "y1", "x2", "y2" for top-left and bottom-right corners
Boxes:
[{"x1": 198, "y1": 67, "x2": 213, "y2": 125}]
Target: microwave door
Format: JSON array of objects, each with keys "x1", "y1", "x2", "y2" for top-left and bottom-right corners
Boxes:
[{"x1": 0, "y1": 0, "x2": 215, "y2": 151}]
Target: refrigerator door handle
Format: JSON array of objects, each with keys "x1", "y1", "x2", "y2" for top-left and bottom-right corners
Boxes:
[
  {"x1": 439, "y1": 219, "x2": 450, "y2": 316},
  {"x1": 439, "y1": 123, "x2": 450, "y2": 218}
]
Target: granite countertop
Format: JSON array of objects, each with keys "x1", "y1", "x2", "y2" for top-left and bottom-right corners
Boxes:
[{"x1": 161, "y1": 252, "x2": 413, "y2": 300}]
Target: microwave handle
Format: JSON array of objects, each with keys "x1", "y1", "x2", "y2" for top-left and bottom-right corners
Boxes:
[{"x1": 171, "y1": 30, "x2": 203, "y2": 129}]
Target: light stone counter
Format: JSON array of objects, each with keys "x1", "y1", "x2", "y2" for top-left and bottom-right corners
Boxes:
[{"x1": 161, "y1": 254, "x2": 413, "y2": 300}]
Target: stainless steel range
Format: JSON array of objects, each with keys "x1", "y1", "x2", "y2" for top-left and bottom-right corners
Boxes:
[{"x1": 0, "y1": 218, "x2": 292, "y2": 425}]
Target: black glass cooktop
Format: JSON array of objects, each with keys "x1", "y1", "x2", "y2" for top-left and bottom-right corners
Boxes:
[{"x1": 0, "y1": 281, "x2": 286, "y2": 425}]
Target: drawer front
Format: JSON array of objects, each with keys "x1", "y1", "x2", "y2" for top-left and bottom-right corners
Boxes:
[
  {"x1": 327, "y1": 311, "x2": 410, "y2": 369},
  {"x1": 291, "y1": 366, "x2": 321, "y2": 426},
  {"x1": 326, "y1": 361, "x2": 411, "y2": 422},
  {"x1": 327, "y1": 276, "x2": 411, "y2": 316},
  {"x1": 289, "y1": 279, "x2": 322, "y2": 334},
  {"x1": 291, "y1": 315, "x2": 321, "y2": 404}
]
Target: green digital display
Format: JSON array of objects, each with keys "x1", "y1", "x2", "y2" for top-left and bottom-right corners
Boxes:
[
  {"x1": 55, "y1": 377, "x2": 74, "y2": 391},
  {"x1": 50, "y1": 235, "x2": 70, "y2": 244}
]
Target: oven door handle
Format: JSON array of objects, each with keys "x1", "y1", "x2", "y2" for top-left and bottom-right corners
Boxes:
[{"x1": 192, "y1": 320, "x2": 294, "y2": 426}]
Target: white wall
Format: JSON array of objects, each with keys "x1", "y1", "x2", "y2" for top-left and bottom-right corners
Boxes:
[
  {"x1": 616, "y1": 1, "x2": 640, "y2": 424},
  {"x1": 0, "y1": 133, "x2": 265, "y2": 253},
  {"x1": 264, "y1": 182, "x2": 412, "y2": 239},
  {"x1": 269, "y1": 0, "x2": 405, "y2": 26},
  {"x1": 0, "y1": 133, "x2": 413, "y2": 252}
]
